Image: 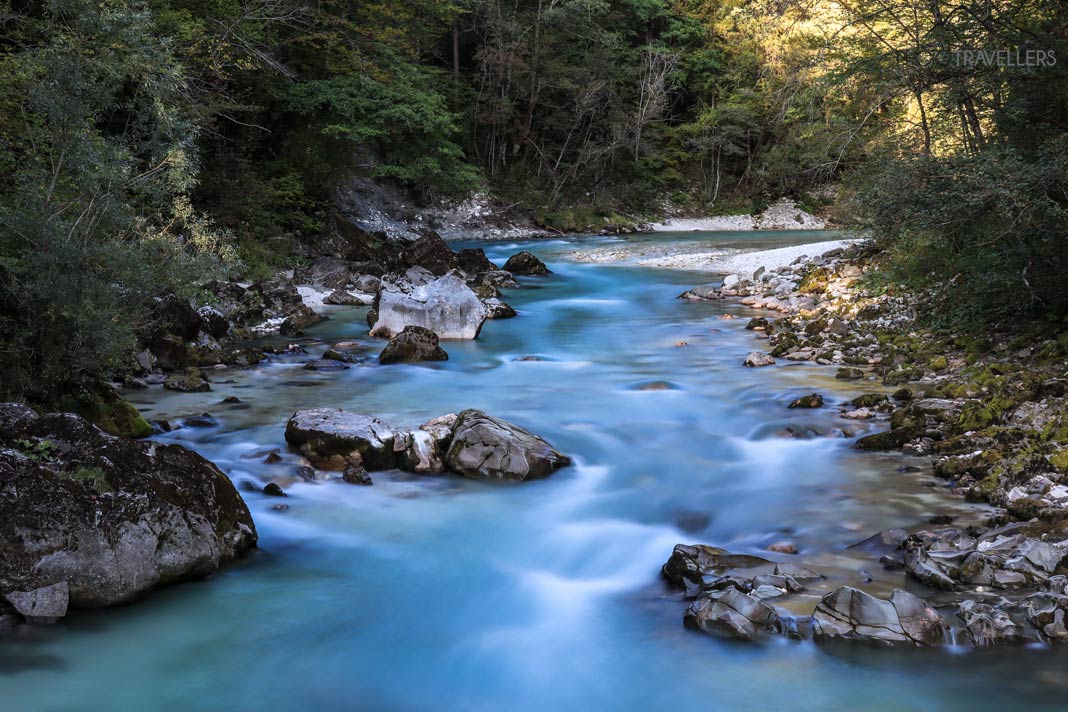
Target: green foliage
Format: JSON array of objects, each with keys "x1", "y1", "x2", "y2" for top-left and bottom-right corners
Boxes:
[{"x1": 15, "y1": 439, "x2": 58, "y2": 462}]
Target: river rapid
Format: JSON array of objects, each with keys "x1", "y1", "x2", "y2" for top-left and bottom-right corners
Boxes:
[{"x1": 3, "y1": 231, "x2": 1068, "y2": 711}]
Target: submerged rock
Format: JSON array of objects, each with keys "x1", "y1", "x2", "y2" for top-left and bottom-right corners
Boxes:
[
  {"x1": 371, "y1": 273, "x2": 488, "y2": 340},
  {"x1": 378, "y1": 326, "x2": 449, "y2": 365},
  {"x1": 284, "y1": 408, "x2": 395, "y2": 470},
  {"x1": 444, "y1": 410, "x2": 571, "y2": 482},
  {"x1": 0, "y1": 409, "x2": 256, "y2": 608},
  {"x1": 788, "y1": 394, "x2": 824, "y2": 409},
  {"x1": 164, "y1": 367, "x2": 211, "y2": 393}
]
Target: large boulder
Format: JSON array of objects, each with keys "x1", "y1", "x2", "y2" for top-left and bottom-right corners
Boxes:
[
  {"x1": 457, "y1": 248, "x2": 499, "y2": 275},
  {"x1": 284, "y1": 408, "x2": 395, "y2": 470},
  {"x1": 503, "y1": 251, "x2": 551, "y2": 276},
  {"x1": 371, "y1": 273, "x2": 488, "y2": 340},
  {"x1": 812, "y1": 586, "x2": 946, "y2": 646},
  {"x1": 136, "y1": 293, "x2": 203, "y2": 369},
  {"x1": 0, "y1": 409, "x2": 257, "y2": 609},
  {"x1": 400, "y1": 232, "x2": 458, "y2": 275},
  {"x1": 379, "y1": 326, "x2": 449, "y2": 365},
  {"x1": 444, "y1": 410, "x2": 571, "y2": 481}
]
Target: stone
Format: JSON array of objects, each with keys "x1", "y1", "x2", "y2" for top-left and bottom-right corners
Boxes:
[
  {"x1": 263, "y1": 483, "x2": 286, "y2": 497},
  {"x1": 323, "y1": 289, "x2": 374, "y2": 306},
  {"x1": 378, "y1": 326, "x2": 449, "y2": 365},
  {"x1": 444, "y1": 409, "x2": 571, "y2": 482},
  {"x1": 484, "y1": 298, "x2": 517, "y2": 319},
  {"x1": 400, "y1": 232, "x2": 458, "y2": 275},
  {"x1": 196, "y1": 306, "x2": 230, "y2": 339},
  {"x1": 280, "y1": 305, "x2": 326, "y2": 336},
  {"x1": 295, "y1": 256, "x2": 352, "y2": 289},
  {"x1": 303, "y1": 359, "x2": 350, "y2": 372},
  {"x1": 956, "y1": 600, "x2": 1022, "y2": 647},
  {"x1": 503, "y1": 251, "x2": 551, "y2": 276},
  {"x1": 684, "y1": 587, "x2": 784, "y2": 641},
  {"x1": 812, "y1": 587, "x2": 945, "y2": 646},
  {"x1": 661, "y1": 544, "x2": 772, "y2": 589},
  {"x1": 4, "y1": 582, "x2": 69, "y2": 624},
  {"x1": 342, "y1": 465, "x2": 373, "y2": 486},
  {"x1": 164, "y1": 367, "x2": 211, "y2": 393},
  {"x1": 0, "y1": 412, "x2": 256, "y2": 608},
  {"x1": 371, "y1": 273, "x2": 488, "y2": 340},
  {"x1": 393, "y1": 430, "x2": 445, "y2": 474},
  {"x1": 835, "y1": 367, "x2": 865, "y2": 380},
  {"x1": 457, "y1": 248, "x2": 499, "y2": 275},
  {"x1": 284, "y1": 408, "x2": 395, "y2": 471},
  {"x1": 743, "y1": 352, "x2": 775, "y2": 367},
  {"x1": 788, "y1": 394, "x2": 824, "y2": 409},
  {"x1": 767, "y1": 541, "x2": 799, "y2": 555}
]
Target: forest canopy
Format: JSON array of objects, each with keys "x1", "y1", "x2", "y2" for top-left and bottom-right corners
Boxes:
[{"x1": 1, "y1": 0, "x2": 1066, "y2": 401}]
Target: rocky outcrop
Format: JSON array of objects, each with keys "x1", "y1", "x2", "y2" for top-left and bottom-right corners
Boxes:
[
  {"x1": 503, "y1": 251, "x2": 551, "y2": 276},
  {"x1": 400, "y1": 232, "x2": 458, "y2": 276},
  {"x1": 284, "y1": 409, "x2": 396, "y2": 470},
  {"x1": 378, "y1": 326, "x2": 449, "y2": 365},
  {"x1": 0, "y1": 408, "x2": 257, "y2": 614},
  {"x1": 444, "y1": 409, "x2": 571, "y2": 481},
  {"x1": 370, "y1": 273, "x2": 488, "y2": 340},
  {"x1": 457, "y1": 248, "x2": 498, "y2": 275}
]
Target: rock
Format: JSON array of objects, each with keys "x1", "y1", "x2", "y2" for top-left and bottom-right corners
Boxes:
[
  {"x1": 164, "y1": 367, "x2": 211, "y2": 393},
  {"x1": 137, "y1": 293, "x2": 202, "y2": 369},
  {"x1": 263, "y1": 483, "x2": 286, "y2": 497},
  {"x1": 444, "y1": 409, "x2": 571, "y2": 482},
  {"x1": 503, "y1": 251, "x2": 551, "y2": 276},
  {"x1": 419, "y1": 414, "x2": 457, "y2": 447},
  {"x1": 484, "y1": 298, "x2": 517, "y2": 319},
  {"x1": 393, "y1": 430, "x2": 445, "y2": 474},
  {"x1": 264, "y1": 451, "x2": 283, "y2": 464},
  {"x1": 323, "y1": 289, "x2": 373, "y2": 306},
  {"x1": 400, "y1": 232, "x2": 458, "y2": 275},
  {"x1": 0, "y1": 412, "x2": 256, "y2": 608},
  {"x1": 685, "y1": 587, "x2": 785, "y2": 641},
  {"x1": 661, "y1": 544, "x2": 772, "y2": 590},
  {"x1": 378, "y1": 326, "x2": 449, "y2": 365},
  {"x1": 371, "y1": 273, "x2": 488, "y2": 340},
  {"x1": 0, "y1": 403, "x2": 37, "y2": 431},
  {"x1": 183, "y1": 413, "x2": 218, "y2": 428},
  {"x1": 851, "y1": 393, "x2": 888, "y2": 408},
  {"x1": 812, "y1": 587, "x2": 945, "y2": 646},
  {"x1": 767, "y1": 541, "x2": 799, "y2": 555},
  {"x1": 478, "y1": 270, "x2": 521, "y2": 290},
  {"x1": 196, "y1": 306, "x2": 230, "y2": 339},
  {"x1": 280, "y1": 305, "x2": 326, "y2": 336},
  {"x1": 788, "y1": 394, "x2": 824, "y2": 409},
  {"x1": 342, "y1": 465, "x2": 373, "y2": 486},
  {"x1": 956, "y1": 600, "x2": 1023, "y2": 647},
  {"x1": 457, "y1": 248, "x2": 498, "y2": 274},
  {"x1": 835, "y1": 367, "x2": 865, "y2": 380},
  {"x1": 4, "y1": 582, "x2": 69, "y2": 624},
  {"x1": 303, "y1": 359, "x2": 350, "y2": 372},
  {"x1": 284, "y1": 408, "x2": 395, "y2": 470},
  {"x1": 295, "y1": 256, "x2": 352, "y2": 289},
  {"x1": 854, "y1": 426, "x2": 921, "y2": 451},
  {"x1": 743, "y1": 352, "x2": 775, "y2": 367}
]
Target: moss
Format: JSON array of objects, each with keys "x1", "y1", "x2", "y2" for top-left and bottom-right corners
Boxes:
[
  {"x1": 1049, "y1": 450, "x2": 1068, "y2": 473},
  {"x1": 797, "y1": 266, "x2": 830, "y2": 295},
  {"x1": 67, "y1": 388, "x2": 153, "y2": 439},
  {"x1": 66, "y1": 466, "x2": 114, "y2": 494},
  {"x1": 929, "y1": 355, "x2": 948, "y2": 371},
  {"x1": 958, "y1": 401, "x2": 997, "y2": 431},
  {"x1": 966, "y1": 472, "x2": 1001, "y2": 502}
]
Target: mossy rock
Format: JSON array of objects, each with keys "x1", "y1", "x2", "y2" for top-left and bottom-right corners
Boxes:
[
  {"x1": 65, "y1": 466, "x2": 114, "y2": 494},
  {"x1": 797, "y1": 267, "x2": 830, "y2": 295},
  {"x1": 851, "y1": 393, "x2": 888, "y2": 408},
  {"x1": 788, "y1": 393, "x2": 825, "y2": 409},
  {"x1": 854, "y1": 425, "x2": 922, "y2": 451},
  {"x1": 67, "y1": 389, "x2": 153, "y2": 439},
  {"x1": 835, "y1": 367, "x2": 865, "y2": 380},
  {"x1": 929, "y1": 355, "x2": 948, "y2": 371},
  {"x1": 1049, "y1": 450, "x2": 1068, "y2": 473}
]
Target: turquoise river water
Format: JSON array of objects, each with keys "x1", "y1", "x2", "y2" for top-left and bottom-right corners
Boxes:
[{"x1": 2, "y1": 231, "x2": 1068, "y2": 711}]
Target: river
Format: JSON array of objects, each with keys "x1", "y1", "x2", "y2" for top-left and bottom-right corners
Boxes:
[{"x1": 2, "y1": 230, "x2": 1067, "y2": 711}]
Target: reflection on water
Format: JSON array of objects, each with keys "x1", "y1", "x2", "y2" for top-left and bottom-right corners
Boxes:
[{"x1": 2, "y1": 232, "x2": 1067, "y2": 711}]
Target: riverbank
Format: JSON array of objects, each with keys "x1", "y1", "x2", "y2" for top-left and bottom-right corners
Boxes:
[{"x1": 670, "y1": 239, "x2": 1068, "y2": 647}]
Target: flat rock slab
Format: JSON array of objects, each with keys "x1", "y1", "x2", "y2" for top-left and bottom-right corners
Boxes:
[{"x1": 5, "y1": 581, "x2": 69, "y2": 624}]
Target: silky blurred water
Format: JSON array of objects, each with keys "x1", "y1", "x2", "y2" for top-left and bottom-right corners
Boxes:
[{"x1": 3, "y1": 230, "x2": 1067, "y2": 711}]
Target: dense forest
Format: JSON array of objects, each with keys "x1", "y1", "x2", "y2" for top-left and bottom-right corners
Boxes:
[{"x1": 1, "y1": 0, "x2": 1066, "y2": 403}]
